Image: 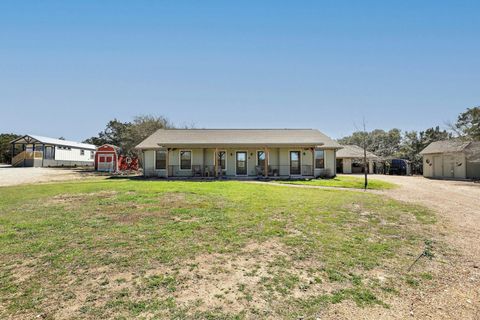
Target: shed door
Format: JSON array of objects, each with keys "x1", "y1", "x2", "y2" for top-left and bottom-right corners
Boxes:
[
  {"x1": 443, "y1": 156, "x2": 455, "y2": 178},
  {"x1": 98, "y1": 153, "x2": 115, "y2": 172},
  {"x1": 433, "y1": 156, "x2": 443, "y2": 177}
]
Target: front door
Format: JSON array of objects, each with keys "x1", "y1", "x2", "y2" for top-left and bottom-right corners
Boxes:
[
  {"x1": 290, "y1": 151, "x2": 301, "y2": 175},
  {"x1": 236, "y1": 152, "x2": 247, "y2": 175}
]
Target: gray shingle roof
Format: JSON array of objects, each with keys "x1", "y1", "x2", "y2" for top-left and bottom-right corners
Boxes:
[
  {"x1": 419, "y1": 140, "x2": 477, "y2": 155},
  {"x1": 336, "y1": 144, "x2": 379, "y2": 159},
  {"x1": 135, "y1": 129, "x2": 341, "y2": 149}
]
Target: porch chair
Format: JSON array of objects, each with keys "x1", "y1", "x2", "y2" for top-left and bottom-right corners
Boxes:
[{"x1": 192, "y1": 165, "x2": 202, "y2": 177}]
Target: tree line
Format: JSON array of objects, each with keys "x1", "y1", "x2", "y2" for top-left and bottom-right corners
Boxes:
[
  {"x1": 0, "y1": 107, "x2": 478, "y2": 166},
  {"x1": 338, "y1": 107, "x2": 479, "y2": 173}
]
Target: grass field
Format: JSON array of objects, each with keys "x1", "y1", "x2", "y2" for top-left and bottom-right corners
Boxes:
[
  {"x1": 0, "y1": 179, "x2": 436, "y2": 319},
  {"x1": 276, "y1": 175, "x2": 397, "y2": 190}
]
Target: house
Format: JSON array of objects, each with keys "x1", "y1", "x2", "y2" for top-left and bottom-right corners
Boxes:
[
  {"x1": 336, "y1": 145, "x2": 380, "y2": 174},
  {"x1": 420, "y1": 140, "x2": 480, "y2": 179},
  {"x1": 11, "y1": 134, "x2": 96, "y2": 167},
  {"x1": 95, "y1": 144, "x2": 119, "y2": 172},
  {"x1": 135, "y1": 129, "x2": 341, "y2": 178}
]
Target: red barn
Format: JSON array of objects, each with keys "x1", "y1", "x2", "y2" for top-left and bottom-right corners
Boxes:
[{"x1": 95, "y1": 144, "x2": 119, "y2": 172}]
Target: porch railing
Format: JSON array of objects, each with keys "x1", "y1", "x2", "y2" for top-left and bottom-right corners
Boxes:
[
  {"x1": 168, "y1": 165, "x2": 222, "y2": 178},
  {"x1": 12, "y1": 151, "x2": 43, "y2": 166},
  {"x1": 165, "y1": 164, "x2": 314, "y2": 177},
  {"x1": 255, "y1": 165, "x2": 314, "y2": 177}
]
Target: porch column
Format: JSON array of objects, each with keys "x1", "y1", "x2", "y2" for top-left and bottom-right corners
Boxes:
[
  {"x1": 11, "y1": 144, "x2": 15, "y2": 163},
  {"x1": 312, "y1": 148, "x2": 315, "y2": 176},
  {"x1": 165, "y1": 149, "x2": 169, "y2": 178},
  {"x1": 42, "y1": 143, "x2": 45, "y2": 166},
  {"x1": 264, "y1": 147, "x2": 269, "y2": 178},
  {"x1": 214, "y1": 147, "x2": 219, "y2": 178}
]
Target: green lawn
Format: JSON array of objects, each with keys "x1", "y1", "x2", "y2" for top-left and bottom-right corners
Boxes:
[
  {"x1": 0, "y1": 179, "x2": 435, "y2": 319},
  {"x1": 276, "y1": 175, "x2": 397, "y2": 190}
]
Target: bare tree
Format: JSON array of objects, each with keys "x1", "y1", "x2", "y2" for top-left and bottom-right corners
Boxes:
[{"x1": 362, "y1": 118, "x2": 368, "y2": 190}]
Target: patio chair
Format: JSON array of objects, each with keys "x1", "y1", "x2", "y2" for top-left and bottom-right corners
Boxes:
[{"x1": 192, "y1": 165, "x2": 202, "y2": 177}]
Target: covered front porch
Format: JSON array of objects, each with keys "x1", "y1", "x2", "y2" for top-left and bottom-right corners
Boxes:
[
  {"x1": 10, "y1": 136, "x2": 55, "y2": 167},
  {"x1": 142, "y1": 146, "x2": 334, "y2": 179}
]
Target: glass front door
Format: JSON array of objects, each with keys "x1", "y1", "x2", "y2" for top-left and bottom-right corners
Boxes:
[
  {"x1": 290, "y1": 151, "x2": 301, "y2": 175},
  {"x1": 236, "y1": 152, "x2": 247, "y2": 175}
]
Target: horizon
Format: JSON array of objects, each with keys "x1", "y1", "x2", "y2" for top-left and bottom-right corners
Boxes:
[{"x1": 1, "y1": 1, "x2": 478, "y2": 141}]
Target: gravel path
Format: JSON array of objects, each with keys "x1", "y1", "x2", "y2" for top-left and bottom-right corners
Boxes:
[
  {"x1": 0, "y1": 166, "x2": 94, "y2": 187},
  {"x1": 370, "y1": 175, "x2": 480, "y2": 319}
]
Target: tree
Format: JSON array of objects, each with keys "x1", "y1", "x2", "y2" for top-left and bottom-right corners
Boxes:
[
  {"x1": 398, "y1": 126, "x2": 450, "y2": 174},
  {"x1": 338, "y1": 128, "x2": 402, "y2": 158},
  {"x1": 84, "y1": 115, "x2": 174, "y2": 156},
  {"x1": 0, "y1": 133, "x2": 21, "y2": 164},
  {"x1": 450, "y1": 107, "x2": 480, "y2": 140}
]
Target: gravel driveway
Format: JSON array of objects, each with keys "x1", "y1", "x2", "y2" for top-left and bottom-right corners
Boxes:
[
  {"x1": 0, "y1": 166, "x2": 94, "y2": 187},
  {"x1": 368, "y1": 175, "x2": 480, "y2": 319}
]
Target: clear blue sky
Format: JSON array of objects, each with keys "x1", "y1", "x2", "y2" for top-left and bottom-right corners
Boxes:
[{"x1": 1, "y1": 1, "x2": 478, "y2": 141}]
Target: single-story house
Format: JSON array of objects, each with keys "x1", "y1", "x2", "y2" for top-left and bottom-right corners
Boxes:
[
  {"x1": 11, "y1": 134, "x2": 96, "y2": 167},
  {"x1": 336, "y1": 145, "x2": 380, "y2": 174},
  {"x1": 420, "y1": 140, "x2": 480, "y2": 179},
  {"x1": 135, "y1": 129, "x2": 341, "y2": 178}
]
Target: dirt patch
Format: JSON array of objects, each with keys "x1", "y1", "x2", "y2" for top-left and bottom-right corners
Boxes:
[{"x1": 0, "y1": 167, "x2": 99, "y2": 187}]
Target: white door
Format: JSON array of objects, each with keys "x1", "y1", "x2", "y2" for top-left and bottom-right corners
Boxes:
[
  {"x1": 433, "y1": 156, "x2": 443, "y2": 177},
  {"x1": 98, "y1": 153, "x2": 114, "y2": 172},
  {"x1": 443, "y1": 156, "x2": 455, "y2": 178}
]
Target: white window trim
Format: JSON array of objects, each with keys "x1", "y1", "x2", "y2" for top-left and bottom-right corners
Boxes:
[
  {"x1": 216, "y1": 150, "x2": 227, "y2": 173},
  {"x1": 179, "y1": 149, "x2": 192, "y2": 171},
  {"x1": 314, "y1": 149, "x2": 325, "y2": 169},
  {"x1": 235, "y1": 151, "x2": 248, "y2": 176},
  {"x1": 154, "y1": 150, "x2": 167, "y2": 170},
  {"x1": 288, "y1": 150, "x2": 302, "y2": 176},
  {"x1": 256, "y1": 150, "x2": 270, "y2": 166}
]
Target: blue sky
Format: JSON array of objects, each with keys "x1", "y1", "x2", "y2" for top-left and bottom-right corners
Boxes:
[{"x1": 0, "y1": 1, "x2": 478, "y2": 141}]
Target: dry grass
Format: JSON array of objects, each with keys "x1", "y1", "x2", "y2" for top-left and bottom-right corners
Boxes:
[{"x1": 0, "y1": 180, "x2": 440, "y2": 319}]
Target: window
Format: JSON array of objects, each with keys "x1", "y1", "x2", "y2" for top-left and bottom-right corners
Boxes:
[
  {"x1": 218, "y1": 151, "x2": 226, "y2": 170},
  {"x1": 155, "y1": 150, "x2": 167, "y2": 170},
  {"x1": 315, "y1": 150, "x2": 325, "y2": 169},
  {"x1": 90, "y1": 151, "x2": 94, "y2": 159},
  {"x1": 80, "y1": 149, "x2": 85, "y2": 156},
  {"x1": 180, "y1": 150, "x2": 192, "y2": 170},
  {"x1": 44, "y1": 146, "x2": 55, "y2": 160},
  {"x1": 257, "y1": 151, "x2": 265, "y2": 167}
]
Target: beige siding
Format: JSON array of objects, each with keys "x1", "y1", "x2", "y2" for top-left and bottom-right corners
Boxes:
[
  {"x1": 342, "y1": 158, "x2": 352, "y2": 174},
  {"x1": 314, "y1": 149, "x2": 336, "y2": 177},
  {"x1": 423, "y1": 152, "x2": 466, "y2": 179},
  {"x1": 143, "y1": 150, "x2": 155, "y2": 176},
  {"x1": 142, "y1": 146, "x2": 338, "y2": 178}
]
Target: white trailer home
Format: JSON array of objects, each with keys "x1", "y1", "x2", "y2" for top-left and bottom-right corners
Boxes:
[{"x1": 11, "y1": 134, "x2": 96, "y2": 167}]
